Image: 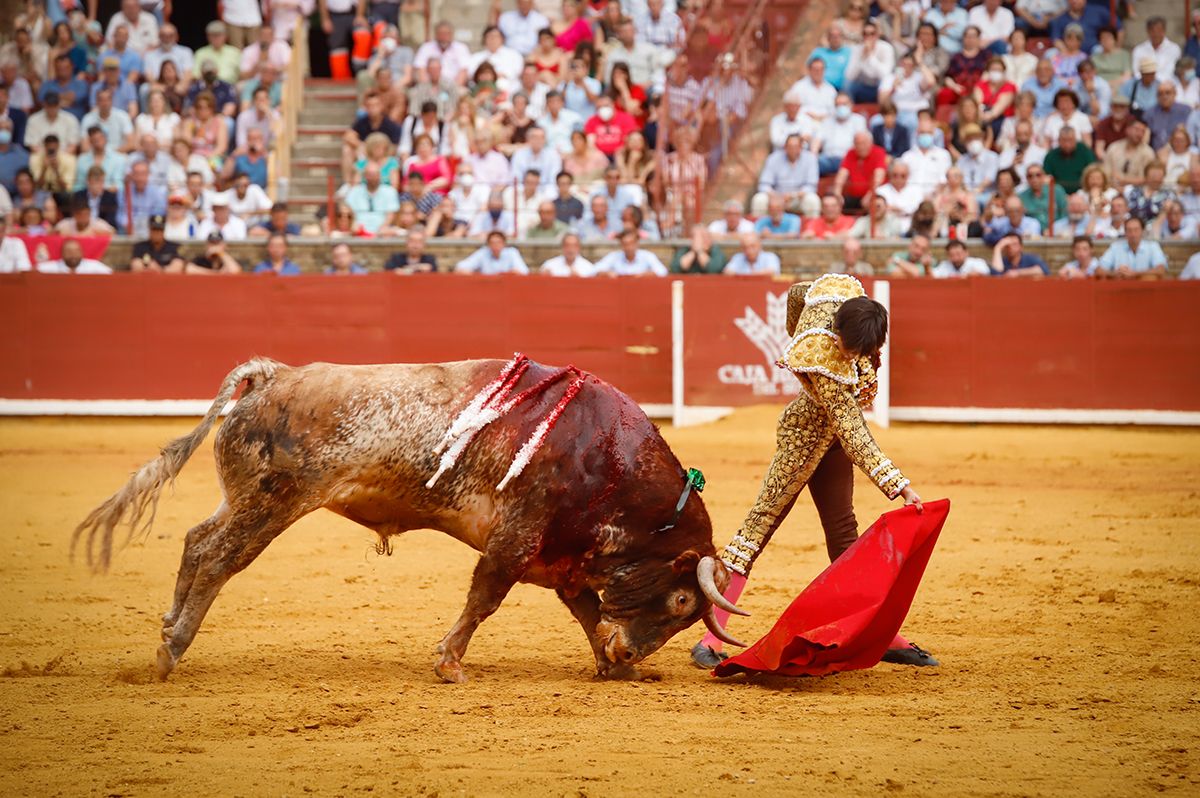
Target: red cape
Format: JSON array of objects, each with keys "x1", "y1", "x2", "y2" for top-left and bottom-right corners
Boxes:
[{"x1": 713, "y1": 499, "x2": 950, "y2": 678}]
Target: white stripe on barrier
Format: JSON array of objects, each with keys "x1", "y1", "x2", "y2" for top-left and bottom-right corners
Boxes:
[{"x1": 889, "y1": 406, "x2": 1200, "y2": 426}]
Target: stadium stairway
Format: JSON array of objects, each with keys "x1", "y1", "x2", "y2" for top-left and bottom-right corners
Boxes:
[{"x1": 285, "y1": 78, "x2": 361, "y2": 226}]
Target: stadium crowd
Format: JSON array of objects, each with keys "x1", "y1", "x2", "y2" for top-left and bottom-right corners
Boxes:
[{"x1": 0, "y1": 0, "x2": 1198, "y2": 279}]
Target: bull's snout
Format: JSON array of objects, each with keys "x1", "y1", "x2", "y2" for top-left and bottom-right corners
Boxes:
[{"x1": 600, "y1": 625, "x2": 641, "y2": 665}]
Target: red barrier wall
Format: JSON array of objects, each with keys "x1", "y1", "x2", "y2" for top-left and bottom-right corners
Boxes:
[{"x1": 2, "y1": 274, "x2": 1198, "y2": 414}]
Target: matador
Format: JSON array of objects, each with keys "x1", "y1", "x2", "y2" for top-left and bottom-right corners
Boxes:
[{"x1": 691, "y1": 273, "x2": 937, "y2": 668}]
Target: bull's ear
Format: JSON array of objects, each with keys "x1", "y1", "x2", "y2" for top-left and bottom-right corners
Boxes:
[{"x1": 671, "y1": 549, "x2": 701, "y2": 575}]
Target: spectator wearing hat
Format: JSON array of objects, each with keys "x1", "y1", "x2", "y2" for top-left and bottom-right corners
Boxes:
[
  {"x1": 186, "y1": 232, "x2": 243, "y2": 275},
  {"x1": 251, "y1": 203, "x2": 302, "y2": 238},
  {"x1": 196, "y1": 194, "x2": 249, "y2": 241},
  {"x1": 1050, "y1": 0, "x2": 1113, "y2": 55},
  {"x1": 89, "y1": 59, "x2": 140, "y2": 118},
  {"x1": 162, "y1": 191, "x2": 199, "y2": 240},
  {"x1": 99, "y1": 24, "x2": 145, "y2": 84},
  {"x1": 455, "y1": 230, "x2": 530, "y2": 274},
  {"x1": 1122, "y1": 58, "x2": 1161, "y2": 113},
  {"x1": 118, "y1": 160, "x2": 168, "y2": 236},
  {"x1": 55, "y1": 196, "x2": 116, "y2": 236},
  {"x1": 29, "y1": 134, "x2": 75, "y2": 195},
  {"x1": 130, "y1": 214, "x2": 185, "y2": 272},
  {"x1": 23, "y1": 92, "x2": 81, "y2": 153},
  {"x1": 254, "y1": 233, "x2": 303, "y2": 276},
  {"x1": 193, "y1": 22, "x2": 242, "y2": 85},
  {"x1": 105, "y1": 0, "x2": 160, "y2": 55},
  {"x1": 991, "y1": 233, "x2": 1049, "y2": 276},
  {"x1": 932, "y1": 239, "x2": 991, "y2": 278},
  {"x1": 1142, "y1": 82, "x2": 1191, "y2": 151},
  {"x1": 1043, "y1": 125, "x2": 1096, "y2": 194},
  {"x1": 1131, "y1": 16, "x2": 1181, "y2": 81},
  {"x1": 73, "y1": 166, "x2": 119, "y2": 229},
  {"x1": 37, "y1": 239, "x2": 112, "y2": 275}
]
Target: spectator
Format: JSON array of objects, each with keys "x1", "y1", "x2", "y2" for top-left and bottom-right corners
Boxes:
[
  {"x1": 1018, "y1": 163, "x2": 1068, "y2": 231},
  {"x1": 226, "y1": 127, "x2": 270, "y2": 189},
  {"x1": 540, "y1": 232, "x2": 595, "y2": 276},
  {"x1": 663, "y1": 52, "x2": 703, "y2": 127},
  {"x1": 594, "y1": 229, "x2": 667, "y2": 276},
  {"x1": 637, "y1": 0, "x2": 682, "y2": 50},
  {"x1": 874, "y1": 161, "x2": 924, "y2": 228},
  {"x1": 992, "y1": 233, "x2": 1049, "y2": 276},
  {"x1": 130, "y1": 214, "x2": 184, "y2": 272},
  {"x1": 1150, "y1": 199, "x2": 1197, "y2": 240},
  {"x1": 1075, "y1": 58, "x2": 1111, "y2": 121},
  {"x1": 1094, "y1": 215, "x2": 1167, "y2": 278},
  {"x1": 925, "y1": 0, "x2": 969, "y2": 56},
  {"x1": 669, "y1": 225, "x2": 727, "y2": 274},
  {"x1": 106, "y1": 0, "x2": 159, "y2": 54},
  {"x1": 342, "y1": 92, "x2": 402, "y2": 184},
  {"x1": 900, "y1": 116, "x2": 953, "y2": 192},
  {"x1": 470, "y1": 25, "x2": 524, "y2": 91},
  {"x1": 789, "y1": 57, "x2": 836, "y2": 122},
  {"x1": 324, "y1": 241, "x2": 368, "y2": 275},
  {"x1": 1003, "y1": 29, "x2": 1038, "y2": 89},
  {"x1": 756, "y1": 134, "x2": 818, "y2": 212},
  {"x1": 722, "y1": 231, "x2": 780, "y2": 275},
  {"x1": 1178, "y1": 165, "x2": 1200, "y2": 219},
  {"x1": 1058, "y1": 235, "x2": 1099, "y2": 278},
  {"x1": 0, "y1": 121, "x2": 29, "y2": 195},
  {"x1": 968, "y1": 0, "x2": 1014, "y2": 54},
  {"x1": 996, "y1": 118, "x2": 1047, "y2": 184},
  {"x1": 181, "y1": 91, "x2": 230, "y2": 170},
  {"x1": 137, "y1": 90, "x2": 182, "y2": 149},
  {"x1": 618, "y1": 130, "x2": 656, "y2": 187},
  {"x1": 186, "y1": 232, "x2": 243, "y2": 275},
  {"x1": 984, "y1": 196, "x2": 1041, "y2": 244},
  {"x1": 955, "y1": 123, "x2": 1000, "y2": 195},
  {"x1": 1021, "y1": 58, "x2": 1064, "y2": 119},
  {"x1": 1125, "y1": 160, "x2": 1175, "y2": 223},
  {"x1": 602, "y1": 20, "x2": 658, "y2": 87},
  {"x1": 1131, "y1": 17, "x2": 1180, "y2": 80},
  {"x1": 1181, "y1": 252, "x2": 1200, "y2": 279},
  {"x1": 844, "y1": 20, "x2": 894, "y2": 104},
  {"x1": 240, "y1": 26, "x2": 291, "y2": 81},
  {"x1": 225, "y1": 171, "x2": 273, "y2": 224},
  {"x1": 465, "y1": 131, "x2": 512, "y2": 189},
  {"x1": 456, "y1": 230, "x2": 530, "y2": 273},
  {"x1": 0, "y1": 218, "x2": 32, "y2": 272},
  {"x1": 74, "y1": 127, "x2": 125, "y2": 193},
  {"x1": 562, "y1": 128, "x2": 609, "y2": 183},
  {"x1": 384, "y1": 229, "x2": 438, "y2": 272},
  {"x1": 1050, "y1": 0, "x2": 1111, "y2": 55},
  {"x1": 552, "y1": 171, "x2": 585, "y2": 224},
  {"x1": 910, "y1": 22, "x2": 950, "y2": 84},
  {"x1": 41, "y1": 55, "x2": 89, "y2": 121},
  {"x1": 416, "y1": 21, "x2": 473, "y2": 85},
  {"x1": 469, "y1": 191, "x2": 517, "y2": 238},
  {"x1": 583, "y1": 96, "x2": 637, "y2": 161},
  {"x1": 1078, "y1": 162, "x2": 1119, "y2": 219},
  {"x1": 816, "y1": 94, "x2": 866, "y2": 176},
  {"x1": 527, "y1": 199, "x2": 570, "y2": 240},
  {"x1": 56, "y1": 195, "x2": 116, "y2": 236},
  {"x1": 510, "y1": 126, "x2": 562, "y2": 188},
  {"x1": 1102, "y1": 120, "x2": 1155, "y2": 189},
  {"x1": 404, "y1": 133, "x2": 452, "y2": 192},
  {"x1": 100, "y1": 24, "x2": 145, "y2": 84},
  {"x1": 811, "y1": 23, "x2": 853, "y2": 91},
  {"x1": 1122, "y1": 59, "x2": 1160, "y2": 114},
  {"x1": 36, "y1": 239, "x2": 111, "y2": 275},
  {"x1": 1049, "y1": 23, "x2": 1088, "y2": 88},
  {"x1": 29, "y1": 134, "x2": 75, "y2": 195},
  {"x1": 74, "y1": 166, "x2": 119, "y2": 229},
  {"x1": 871, "y1": 101, "x2": 911, "y2": 159},
  {"x1": 253, "y1": 233, "x2": 303, "y2": 276},
  {"x1": 770, "y1": 89, "x2": 816, "y2": 152},
  {"x1": 82, "y1": 88, "x2": 137, "y2": 155},
  {"x1": 1143, "y1": 83, "x2": 1190, "y2": 151},
  {"x1": 495, "y1": 0, "x2": 550, "y2": 57},
  {"x1": 588, "y1": 166, "x2": 639, "y2": 228},
  {"x1": 143, "y1": 24, "x2": 194, "y2": 88},
  {"x1": 1162, "y1": 127, "x2": 1200, "y2": 186},
  {"x1": 117, "y1": 161, "x2": 167, "y2": 236},
  {"x1": 24, "y1": 93, "x2": 81, "y2": 154},
  {"x1": 754, "y1": 193, "x2": 802, "y2": 239},
  {"x1": 1042, "y1": 126, "x2": 1094, "y2": 195},
  {"x1": 193, "y1": 22, "x2": 241, "y2": 85},
  {"x1": 1093, "y1": 93, "x2": 1133, "y2": 158},
  {"x1": 1094, "y1": 193, "x2": 1130, "y2": 239},
  {"x1": 0, "y1": 59, "x2": 34, "y2": 116},
  {"x1": 559, "y1": 55, "x2": 603, "y2": 120},
  {"x1": 708, "y1": 199, "x2": 755, "y2": 239},
  {"x1": 932, "y1": 239, "x2": 991, "y2": 277},
  {"x1": 933, "y1": 165, "x2": 981, "y2": 230},
  {"x1": 407, "y1": 57, "x2": 463, "y2": 119},
  {"x1": 344, "y1": 162, "x2": 402, "y2": 235},
  {"x1": 1051, "y1": 192, "x2": 1094, "y2": 237},
  {"x1": 830, "y1": 237, "x2": 874, "y2": 276},
  {"x1": 885, "y1": 233, "x2": 933, "y2": 277},
  {"x1": 539, "y1": 90, "x2": 583, "y2": 155},
  {"x1": 850, "y1": 193, "x2": 905, "y2": 238},
  {"x1": 996, "y1": 89, "x2": 1037, "y2": 150},
  {"x1": 163, "y1": 192, "x2": 199, "y2": 240},
  {"x1": 802, "y1": 194, "x2": 855, "y2": 240},
  {"x1": 1092, "y1": 26, "x2": 1131, "y2": 87},
  {"x1": 1040, "y1": 88, "x2": 1091, "y2": 150},
  {"x1": 196, "y1": 195, "x2": 249, "y2": 240},
  {"x1": 252, "y1": 203, "x2": 302, "y2": 238}
]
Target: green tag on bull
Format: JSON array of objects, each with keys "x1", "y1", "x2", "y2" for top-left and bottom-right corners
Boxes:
[
  {"x1": 686, "y1": 468, "x2": 705, "y2": 493},
  {"x1": 657, "y1": 468, "x2": 706, "y2": 533}
]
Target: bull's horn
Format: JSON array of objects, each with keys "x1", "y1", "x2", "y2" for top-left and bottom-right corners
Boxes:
[
  {"x1": 704, "y1": 606, "x2": 747, "y2": 648},
  {"x1": 696, "y1": 556, "x2": 750, "y2": 617}
]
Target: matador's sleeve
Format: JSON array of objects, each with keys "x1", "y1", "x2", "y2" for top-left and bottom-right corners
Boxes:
[
  {"x1": 809, "y1": 373, "x2": 911, "y2": 499},
  {"x1": 785, "y1": 282, "x2": 812, "y2": 337}
]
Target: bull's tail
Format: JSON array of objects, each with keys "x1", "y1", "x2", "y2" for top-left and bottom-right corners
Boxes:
[{"x1": 71, "y1": 358, "x2": 284, "y2": 572}]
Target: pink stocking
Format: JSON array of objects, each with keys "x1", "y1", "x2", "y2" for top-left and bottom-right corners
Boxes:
[
  {"x1": 890, "y1": 633, "x2": 910, "y2": 649},
  {"x1": 699, "y1": 572, "x2": 748, "y2": 650}
]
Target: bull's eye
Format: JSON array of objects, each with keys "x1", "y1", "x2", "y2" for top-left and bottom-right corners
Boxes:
[{"x1": 670, "y1": 590, "x2": 694, "y2": 616}]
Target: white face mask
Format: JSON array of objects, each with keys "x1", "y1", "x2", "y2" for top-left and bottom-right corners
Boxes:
[
  {"x1": 458, "y1": 173, "x2": 475, "y2": 188},
  {"x1": 988, "y1": 69, "x2": 1004, "y2": 83},
  {"x1": 967, "y1": 139, "x2": 984, "y2": 156},
  {"x1": 597, "y1": 106, "x2": 614, "y2": 122}
]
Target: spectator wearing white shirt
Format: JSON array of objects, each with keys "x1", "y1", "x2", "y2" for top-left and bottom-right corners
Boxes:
[
  {"x1": 968, "y1": 0, "x2": 1015, "y2": 54},
  {"x1": 594, "y1": 230, "x2": 668, "y2": 276},
  {"x1": 769, "y1": 89, "x2": 819, "y2": 152},
  {"x1": 143, "y1": 24, "x2": 194, "y2": 85},
  {"x1": 602, "y1": 19, "x2": 662, "y2": 88},
  {"x1": 875, "y1": 161, "x2": 926, "y2": 229},
  {"x1": 540, "y1": 233, "x2": 597, "y2": 276},
  {"x1": 106, "y1": 0, "x2": 159, "y2": 54},
  {"x1": 997, "y1": 118, "x2": 1048, "y2": 184},
  {"x1": 844, "y1": 20, "x2": 895, "y2": 104},
  {"x1": 80, "y1": 90, "x2": 135, "y2": 154},
  {"x1": 24, "y1": 94, "x2": 81, "y2": 153},
  {"x1": 37, "y1": 239, "x2": 112, "y2": 275},
  {"x1": 900, "y1": 116, "x2": 953, "y2": 192},
  {"x1": 879, "y1": 52, "x2": 934, "y2": 133},
  {"x1": 447, "y1": 165, "x2": 491, "y2": 224},
  {"x1": 723, "y1": 232, "x2": 781, "y2": 275},
  {"x1": 815, "y1": 94, "x2": 867, "y2": 175},
  {"x1": 455, "y1": 231, "x2": 530, "y2": 274},
  {"x1": 509, "y1": 127, "x2": 562, "y2": 188},
  {"x1": 955, "y1": 123, "x2": 1000, "y2": 194},
  {"x1": 1131, "y1": 17, "x2": 1181, "y2": 80},
  {"x1": 221, "y1": 0, "x2": 265, "y2": 49},
  {"x1": 224, "y1": 172, "x2": 273, "y2": 224},
  {"x1": 538, "y1": 91, "x2": 583, "y2": 155},
  {"x1": 495, "y1": 0, "x2": 549, "y2": 56},
  {"x1": 503, "y1": 169, "x2": 551, "y2": 236},
  {"x1": 469, "y1": 26, "x2": 525, "y2": 88},
  {"x1": 415, "y1": 22, "x2": 474, "y2": 85},
  {"x1": 635, "y1": 0, "x2": 682, "y2": 50},
  {"x1": 708, "y1": 200, "x2": 755, "y2": 239},
  {"x1": 240, "y1": 27, "x2": 292, "y2": 80},
  {"x1": 932, "y1": 239, "x2": 992, "y2": 277},
  {"x1": 789, "y1": 58, "x2": 837, "y2": 122},
  {"x1": 195, "y1": 196, "x2": 249, "y2": 241},
  {"x1": 0, "y1": 218, "x2": 32, "y2": 273}
]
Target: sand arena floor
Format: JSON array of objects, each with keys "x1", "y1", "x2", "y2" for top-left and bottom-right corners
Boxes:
[{"x1": 0, "y1": 411, "x2": 1197, "y2": 796}]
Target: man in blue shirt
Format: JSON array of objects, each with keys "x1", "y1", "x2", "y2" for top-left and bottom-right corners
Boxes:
[
  {"x1": 98, "y1": 25, "x2": 144, "y2": 82},
  {"x1": 1021, "y1": 59, "x2": 1066, "y2": 118},
  {"x1": 0, "y1": 123, "x2": 30, "y2": 194},
  {"x1": 983, "y1": 196, "x2": 1042, "y2": 244},
  {"x1": 90, "y1": 60, "x2": 140, "y2": 117},
  {"x1": 39, "y1": 56, "x2": 89, "y2": 120},
  {"x1": 991, "y1": 234, "x2": 1050, "y2": 276},
  {"x1": 753, "y1": 193, "x2": 802, "y2": 238},
  {"x1": 455, "y1": 230, "x2": 530, "y2": 274},
  {"x1": 117, "y1": 161, "x2": 167, "y2": 236},
  {"x1": 1093, "y1": 216, "x2": 1167, "y2": 278},
  {"x1": 924, "y1": 0, "x2": 970, "y2": 54},
  {"x1": 756, "y1": 134, "x2": 818, "y2": 210},
  {"x1": 724, "y1": 232, "x2": 782, "y2": 275},
  {"x1": 1050, "y1": 0, "x2": 1116, "y2": 54},
  {"x1": 254, "y1": 233, "x2": 303, "y2": 275},
  {"x1": 809, "y1": 25, "x2": 853, "y2": 90},
  {"x1": 344, "y1": 164, "x2": 401, "y2": 234},
  {"x1": 594, "y1": 230, "x2": 669, "y2": 276},
  {"x1": 73, "y1": 127, "x2": 127, "y2": 192}
]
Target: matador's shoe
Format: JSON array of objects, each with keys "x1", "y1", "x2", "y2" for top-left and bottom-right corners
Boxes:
[
  {"x1": 691, "y1": 642, "x2": 729, "y2": 669},
  {"x1": 881, "y1": 642, "x2": 940, "y2": 666}
]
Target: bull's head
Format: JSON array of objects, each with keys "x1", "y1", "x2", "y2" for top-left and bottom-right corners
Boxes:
[{"x1": 593, "y1": 551, "x2": 749, "y2": 669}]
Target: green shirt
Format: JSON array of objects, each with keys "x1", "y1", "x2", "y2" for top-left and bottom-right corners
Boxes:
[
  {"x1": 193, "y1": 44, "x2": 242, "y2": 85},
  {"x1": 1091, "y1": 50, "x2": 1131, "y2": 84},
  {"x1": 525, "y1": 220, "x2": 569, "y2": 240},
  {"x1": 1018, "y1": 183, "x2": 1069, "y2": 230},
  {"x1": 669, "y1": 244, "x2": 727, "y2": 274},
  {"x1": 1043, "y1": 144, "x2": 1097, "y2": 194}
]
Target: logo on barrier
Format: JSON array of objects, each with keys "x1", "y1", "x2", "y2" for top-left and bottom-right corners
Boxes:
[{"x1": 719, "y1": 292, "x2": 801, "y2": 397}]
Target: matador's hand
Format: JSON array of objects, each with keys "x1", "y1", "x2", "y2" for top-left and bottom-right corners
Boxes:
[{"x1": 900, "y1": 485, "x2": 923, "y2": 513}]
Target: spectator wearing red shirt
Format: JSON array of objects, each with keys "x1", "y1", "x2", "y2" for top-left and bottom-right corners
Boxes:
[
  {"x1": 584, "y1": 97, "x2": 638, "y2": 158},
  {"x1": 833, "y1": 131, "x2": 887, "y2": 212},
  {"x1": 802, "y1": 194, "x2": 856, "y2": 240}
]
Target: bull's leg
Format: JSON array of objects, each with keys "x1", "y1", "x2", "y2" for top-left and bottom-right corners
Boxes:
[
  {"x1": 434, "y1": 554, "x2": 520, "y2": 684},
  {"x1": 556, "y1": 588, "x2": 611, "y2": 673},
  {"x1": 156, "y1": 505, "x2": 303, "y2": 680},
  {"x1": 162, "y1": 502, "x2": 230, "y2": 635}
]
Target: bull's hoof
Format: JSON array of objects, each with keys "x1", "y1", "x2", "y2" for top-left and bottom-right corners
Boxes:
[
  {"x1": 161, "y1": 610, "x2": 177, "y2": 626},
  {"x1": 434, "y1": 660, "x2": 468, "y2": 684},
  {"x1": 155, "y1": 643, "x2": 177, "y2": 681},
  {"x1": 160, "y1": 625, "x2": 174, "y2": 642},
  {"x1": 596, "y1": 664, "x2": 662, "y2": 682}
]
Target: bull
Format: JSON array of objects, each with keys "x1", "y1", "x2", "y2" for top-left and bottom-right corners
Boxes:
[{"x1": 74, "y1": 357, "x2": 747, "y2": 683}]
